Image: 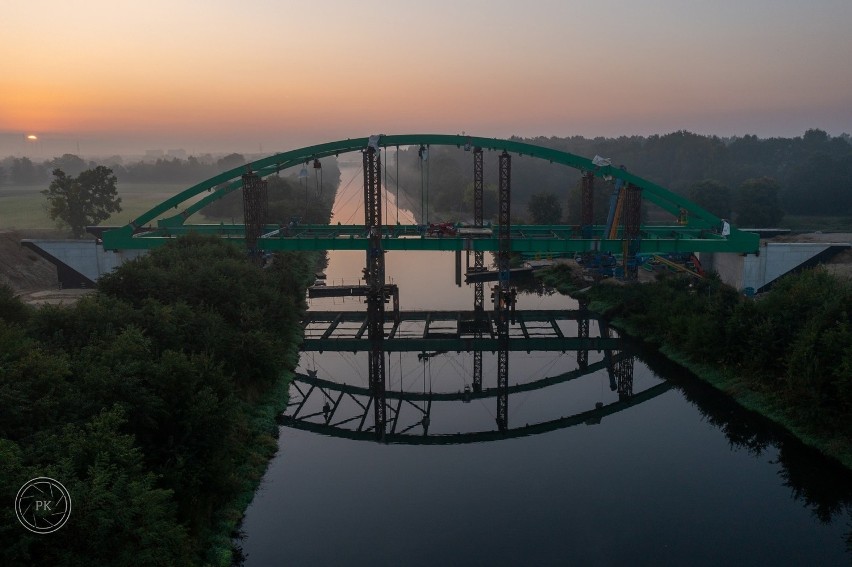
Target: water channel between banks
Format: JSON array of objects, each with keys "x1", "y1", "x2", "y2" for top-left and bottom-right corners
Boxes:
[
  {"x1": 236, "y1": 250, "x2": 851, "y2": 566},
  {"x1": 239, "y1": 163, "x2": 852, "y2": 566}
]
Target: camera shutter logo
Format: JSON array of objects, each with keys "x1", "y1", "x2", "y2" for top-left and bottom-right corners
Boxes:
[{"x1": 15, "y1": 477, "x2": 72, "y2": 534}]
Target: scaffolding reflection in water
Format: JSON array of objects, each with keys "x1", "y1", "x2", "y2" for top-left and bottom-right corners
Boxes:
[{"x1": 285, "y1": 310, "x2": 661, "y2": 444}]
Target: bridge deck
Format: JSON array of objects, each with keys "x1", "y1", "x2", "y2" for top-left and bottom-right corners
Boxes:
[
  {"x1": 105, "y1": 223, "x2": 755, "y2": 254},
  {"x1": 301, "y1": 309, "x2": 620, "y2": 352}
]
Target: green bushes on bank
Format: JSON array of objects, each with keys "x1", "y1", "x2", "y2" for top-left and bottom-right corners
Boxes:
[
  {"x1": 0, "y1": 235, "x2": 316, "y2": 566},
  {"x1": 572, "y1": 268, "x2": 852, "y2": 464}
]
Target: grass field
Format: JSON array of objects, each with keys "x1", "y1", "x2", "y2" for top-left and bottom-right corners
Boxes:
[
  {"x1": 4, "y1": 181, "x2": 850, "y2": 235},
  {"x1": 0, "y1": 183, "x2": 206, "y2": 231},
  {"x1": 780, "y1": 215, "x2": 852, "y2": 232}
]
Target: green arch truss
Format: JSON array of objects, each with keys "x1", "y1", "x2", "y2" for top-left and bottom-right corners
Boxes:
[{"x1": 101, "y1": 134, "x2": 758, "y2": 254}]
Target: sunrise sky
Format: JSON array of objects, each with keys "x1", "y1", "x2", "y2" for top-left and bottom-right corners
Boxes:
[{"x1": 2, "y1": 0, "x2": 851, "y2": 156}]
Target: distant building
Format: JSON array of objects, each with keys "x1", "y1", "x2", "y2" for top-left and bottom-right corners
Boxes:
[{"x1": 167, "y1": 149, "x2": 187, "y2": 159}]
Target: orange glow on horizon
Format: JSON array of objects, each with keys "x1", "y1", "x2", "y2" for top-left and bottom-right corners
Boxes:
[{"x1": 1, "y1": 1, "x2": 850, "y2": 155}]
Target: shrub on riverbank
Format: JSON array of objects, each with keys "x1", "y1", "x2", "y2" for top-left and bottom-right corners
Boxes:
[
  {"x1": 0, "y1": 235, "x2": 315, "y2": 565},
  {"x1": 540, "y1": 265, "x2": 852, "y2": 467}
]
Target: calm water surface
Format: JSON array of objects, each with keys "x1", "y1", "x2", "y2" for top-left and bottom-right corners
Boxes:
[{"x1": 238, "y1": 162, "x2": 852, "y2": 566}]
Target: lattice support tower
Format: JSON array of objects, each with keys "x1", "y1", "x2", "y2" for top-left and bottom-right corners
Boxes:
[
  {"x1": 601, "y1": 321, "x2": 618, "y2": 392},
  {"x1": 577, "y1": 298, "x2": 590, "y2": 370},
  {"x1": 615, "y1": 355, "x2": 635, "y2": 400},
  {"x1": 623, "y1": 183, "x2": 643, "y2": 280},
  {"x1": 241, "y1": 169, "x2": 268, "y2": 264},
  {"x1": 495, "y1": 151, "x2": 511, "y2": 431},
  {"x1": 363, "y1": 146, "x2": 386, "y2": 439},
  {"x1": 473, "y1": 147, "x2": 484, "y2": 392},
  {"x1": 581, "y1": 171, "x2": 594, "y2": 239},
  {"x1": 473, "y1": 146, "x2": 486, "y2": 308}
]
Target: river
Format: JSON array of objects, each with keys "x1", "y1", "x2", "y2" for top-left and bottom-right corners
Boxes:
[{"x1": 238, "y1": 160, "x2": 852, "y2": 566}]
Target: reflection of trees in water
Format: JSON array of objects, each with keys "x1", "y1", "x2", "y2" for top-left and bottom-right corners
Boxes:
[
  {"x1": 507, "y1": 272, "x2": 557, "y2": 298},
  {"x1": 639, "y1": 347, "x2": 852, "y2": 552}
]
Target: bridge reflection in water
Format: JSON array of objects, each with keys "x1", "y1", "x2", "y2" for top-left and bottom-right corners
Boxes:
[
  {"x1": 285, "y1": 312, "x2": 671, "y2": 443},
  {"x1": 283, "y1": 146, "x2": 673, "y2": 443}
]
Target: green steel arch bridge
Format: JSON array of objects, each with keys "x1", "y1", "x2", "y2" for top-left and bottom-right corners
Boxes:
[
  {"x1": 100, "y1": 134, "x2": 759, "y2": 256},
  {"x1": 99, "y1": 134, "x2": 759, "y2": 439}
]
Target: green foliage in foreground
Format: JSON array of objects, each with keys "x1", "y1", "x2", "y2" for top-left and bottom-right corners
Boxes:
[
  {"x1": 0, "y1": 235, "x2": 316, "y2": 566},
  {"x1": 580, "y1": 268, "x2": 852, "y2": 466}
]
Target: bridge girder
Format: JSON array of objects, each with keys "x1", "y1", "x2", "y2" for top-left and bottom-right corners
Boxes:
[{"x1": 109, "y1": 223, "x2": 754, "y2": 253}]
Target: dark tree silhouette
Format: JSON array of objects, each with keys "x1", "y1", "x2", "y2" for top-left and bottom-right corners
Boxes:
[{"x1": 43, "y1": 166, "x2": 122, "y2": 237}]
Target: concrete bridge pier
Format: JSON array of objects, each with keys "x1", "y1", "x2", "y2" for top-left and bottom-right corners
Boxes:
[
  {"x1": 700, "y1": 238, "x2": 850, "y2": 293},
  {"x1": 22, "y1": 239, "x2": 145, "y2": 288}
]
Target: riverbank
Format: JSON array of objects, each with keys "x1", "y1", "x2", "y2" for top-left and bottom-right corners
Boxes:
[
  {"x1": 0, "y1": 238, "x2": 320, "y2": 566},
  {"x1": 536, "y1": 263, "x2": 852, "y2": 470}
]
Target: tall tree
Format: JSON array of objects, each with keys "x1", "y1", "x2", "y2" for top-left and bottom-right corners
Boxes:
[
  {"x1": 735, "y1": 177, "x2": 784, "y2": 227},
  {"x1": 11, "y1": 157, "x2": 39, "y2": 185},
  {"x1": 216, "y1": 153, "x2": 246, "y2": 171},
  {"x1": 43, "y1": 166, "x2": 122, "y2": 238},
  {"x1": 688, "y1": 179, "x2": 732, "y2": 219},
  {"x1": 49, "y1": 153, "x2": 89, "y2": 177}
]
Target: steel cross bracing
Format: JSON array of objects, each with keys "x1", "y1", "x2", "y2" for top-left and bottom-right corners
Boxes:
[
  {"x1": 623, "y1": 183, "x2": 643, "y2": 279},
  {"x1": 494, "y1": 151, "x2": 512, "y2": 431},
  {"x1": 577, "y1": 298, "x2": 590, "y2": 370},
  {"x1": 241, "y1": 170, "x2": 268, "y2": 262},
  {"x1": 363, "y1": 147, "x2": 387, "y2": 439},
  {"x1": 472, "y1": 146, "x2": 485, "y2": 393},
  {"x1": 598, "y1": 321, "x2": 635, "y2": 398}
]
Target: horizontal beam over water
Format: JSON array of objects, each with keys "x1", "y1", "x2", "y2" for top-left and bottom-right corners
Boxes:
[
  {"x1": 102, "y1": 223, "x2": 757, "y2": 254},
  {"x1": 301, "y1": 336, "x2": 620, "y2": 352},
  {"x1": 303, "y1": 309, "x2": 589, "y2": 323},
  {"x1": 302, "y1": 309, "x2": 615, "y2": 351}
]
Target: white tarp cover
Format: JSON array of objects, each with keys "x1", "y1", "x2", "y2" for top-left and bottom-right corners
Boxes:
[
  {"x1": 592, "y1": 155, "x2": 612, "y2": 167},
  {"x1": 367, "y1": 135, "x2": 382, "y2": 151}
]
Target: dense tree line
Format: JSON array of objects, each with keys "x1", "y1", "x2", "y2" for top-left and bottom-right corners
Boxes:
[
  {"x1": 538, "y1": 265, "x2": 852, "y2": 468},
  {"x1": 2, "y1": 130, "x2": 849, "y2": 225},
  {"x1": 388, "y1": 130, "x2": 851, "y2": 226},
  {"x1": 0, "y1": 153, "x2": 256, "y2": 186},
  {"x1": 0, "y1": 152, "x2": 339, "y2": 189},
  {"x1": 0, "y1": 236, "x2": 317, "y2": 565}
]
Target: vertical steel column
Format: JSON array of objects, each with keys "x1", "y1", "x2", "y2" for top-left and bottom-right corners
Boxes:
[
  {"x1": 242, "y1": 169, "x2": 269, "y2": 264},
  {"x1": 577, "y1": 297, "x2": 589, "y2": 370},
  {"x1": 497, "y1": 151, "x2": 511, "y2": 294},
  {"x1": 472, "y1": 147, "x2": 484, "y2": 393},
  {"x1": 474, "y1": 148, "x2": 484, "y2": 229},
  {"x1": 581, "y1": 171, "x2": 594, "y2": 239},
  {"x1": 624, "y1": 183, "x2": 642, "y2": 280},
  {"x1": 615, "y1": 355, "x2": 635, "y2": 400},
  {"x1": 601, "y1": 320, "x2": 617, "y2": 392},
  {"x1": 495, "y1": 151, "x2": 511, "y2": 431},
  {"x1": 363, "y1": 147, "x2": 386, "y2": 439}
]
